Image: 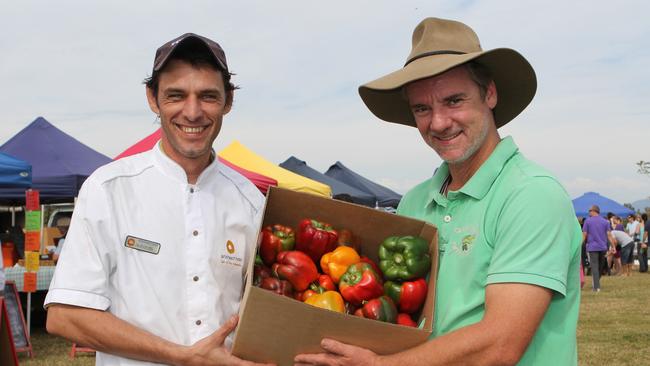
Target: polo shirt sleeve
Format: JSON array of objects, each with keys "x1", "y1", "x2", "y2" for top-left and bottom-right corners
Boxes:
[
  {"x1": 45, "y1": 175, "x2": 115, "y2": 310},
  {"x1": 486, "y1": 177, "x2": 580, "y2": 297}
]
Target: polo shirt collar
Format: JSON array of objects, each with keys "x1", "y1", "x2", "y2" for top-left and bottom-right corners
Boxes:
[
  {"x1": 152, "y1": 142, "x2": 219, "y2": 186},
  {"x1": 425, "y1": 136, "x2": 519, "y2": 206},
  {"x1": 426, "y1": 163, "x2": 451, "y2": 208},
  {"x1": 458, "y1": 136, "x2": 519, "y2": 200}
]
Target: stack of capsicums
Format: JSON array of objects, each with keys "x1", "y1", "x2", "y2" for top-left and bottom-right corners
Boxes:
[{"x1": 254, "y1": 218, "x2": 431, "y2": 327}]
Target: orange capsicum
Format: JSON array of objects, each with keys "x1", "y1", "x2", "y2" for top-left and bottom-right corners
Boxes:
[
  {"x1": 304, "y1": 291, "x2": 345, "y2": 313},
  {"x1": 320, "y1": 246, "x2": 361, "y2": 283}
]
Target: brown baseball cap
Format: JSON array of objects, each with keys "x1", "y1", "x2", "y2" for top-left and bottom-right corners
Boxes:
[{"x1": 152, "y1": 33, "x2": 228, "y2": 73}]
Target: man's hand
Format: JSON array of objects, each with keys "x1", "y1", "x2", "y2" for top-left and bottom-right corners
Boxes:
[
  {"x1": 181, "y1": 315, "x2": 275, "y2": 366},
  {"x1": 294, "y1": 339, "x2": 380, "y2": 366},
  {"x1": 297, "y1": 283, "x2": 552, "y2": 366}
]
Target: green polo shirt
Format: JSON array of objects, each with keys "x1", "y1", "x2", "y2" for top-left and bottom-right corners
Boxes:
[{"x1": 397, "y1": 137, "x2": 581, "y2": 365}]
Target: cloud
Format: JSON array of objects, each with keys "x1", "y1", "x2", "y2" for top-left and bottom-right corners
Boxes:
[{"x1": 1, "y1": 0, "x2": 649, "y2": 204}]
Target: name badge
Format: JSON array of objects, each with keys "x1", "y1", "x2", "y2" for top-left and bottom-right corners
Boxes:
[{"x1": 124, "y1": 235, "x2": 161, "y2": 255}]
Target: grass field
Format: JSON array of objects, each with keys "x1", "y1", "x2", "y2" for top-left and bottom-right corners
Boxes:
[{"x1": 15, "y1": 271, "x2": 650, "y2": 365}]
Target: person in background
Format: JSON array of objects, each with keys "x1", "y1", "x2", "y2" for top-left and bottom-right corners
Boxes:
[
  {"x1": 52, "y1": 216, "x2": 70, "y2": 263},
  {"x1": 578, "y1": 216, "x2": 590, "y2": 275},
  {"x1": 626, "y1": 214, "x2": 640, "y2": 243},
  {"x1": 296, "y1": 17, "x2": 581, "y2": 366},
  {"x1": 610, "y1": 217, "x2": 635, "y2": 277},
  {"x1": 583, "y1": 205, "x2": 612, "y2": 291},
  {"x1": 639, "y1": 213, "x2": 648, "y2": 273},
  {"x1": 607, "y1": 216, "x2": 623, "y2": 276},
  {"x1": 44, "y1": 33, "x2": 272, "y2": 366}
]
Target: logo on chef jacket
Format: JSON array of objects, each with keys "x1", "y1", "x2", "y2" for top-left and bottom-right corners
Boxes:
[{"x1": 221, "y1": 239, "x2": 243, "y2": 266}]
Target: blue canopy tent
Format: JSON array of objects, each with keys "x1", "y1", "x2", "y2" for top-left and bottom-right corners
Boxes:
[
  {"x1": 280, "y1": 156, "x2": 377, "y2": 207},
  {"x1": 0, "y1": 117, "x2": 111, "y2": 202},
  {"x1": 324, "y1": 161, "x2": 402, "y2": 208},
  {"x1": 0, "y1": 152, "x2": 31, "y2": 188},
  {"x1": 572, "y1": 192, "x2": 635, "y2": 218}
]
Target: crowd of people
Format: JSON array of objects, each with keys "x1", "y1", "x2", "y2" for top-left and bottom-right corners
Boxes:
[{"x1": 579, "y1": 205, "x2": 648, "y2": 291}]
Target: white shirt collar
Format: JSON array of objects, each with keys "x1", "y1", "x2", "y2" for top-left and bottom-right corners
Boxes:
[{"x1": 152, "y1": 141, "x2": 220, "y2": 186}]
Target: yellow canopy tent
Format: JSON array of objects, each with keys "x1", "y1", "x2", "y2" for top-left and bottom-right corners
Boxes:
[{"x1": 218, "y1": 141, "x2": 331, "y2": 197}]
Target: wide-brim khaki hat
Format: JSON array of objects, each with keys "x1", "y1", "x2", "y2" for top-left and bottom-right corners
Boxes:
[{"x1": 359, "y1": 17, "x2": 537, "y2": 128}]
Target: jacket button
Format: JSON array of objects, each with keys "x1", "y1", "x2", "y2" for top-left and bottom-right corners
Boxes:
[
  {"x1": 195, "y1": 320, "x2": 202, "y2": 325},
  {"x1": 443, "y1": 215, "x2": 451, "y2": 223},
  {"x1": 193, "y1": 276, "x2": 199, "y2": 282},
  {"x1": 193, "y1": 230, "x2": 199, "y2": 236}
]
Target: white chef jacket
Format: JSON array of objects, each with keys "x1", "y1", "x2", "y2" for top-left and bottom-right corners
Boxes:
[{"x1": 45, "y1": 144, "x2": 264, "y2": 365}]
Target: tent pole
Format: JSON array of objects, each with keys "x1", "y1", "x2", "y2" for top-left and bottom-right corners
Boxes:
[
  {"x1": 26, "y1": 292, "x2": 31, "y2": 338},
  {"x1": 40, "y1": 204, "x2": 45, "y2": 254}
]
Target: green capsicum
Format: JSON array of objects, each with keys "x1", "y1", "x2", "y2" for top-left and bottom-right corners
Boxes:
[{"x1": 378, "y1": 236, "x2": 431, "y2": 281}]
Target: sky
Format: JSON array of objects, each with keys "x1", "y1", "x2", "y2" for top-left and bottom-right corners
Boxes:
[{"x1": 1, "y1": 1, "x2": 649, "y2": 205}]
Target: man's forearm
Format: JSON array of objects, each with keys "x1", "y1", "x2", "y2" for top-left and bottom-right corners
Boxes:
[
  {"x1": 380, "y1": 320, "x2": 521, "y2": 366},
  {"x1": 379, "y1": 284, "x2": 551, "y2": 366},
  {"x1": 47, "y1": 304, "x2": 190, "y2": 365}
]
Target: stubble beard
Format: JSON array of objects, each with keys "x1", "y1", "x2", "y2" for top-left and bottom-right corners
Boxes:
[{"x1": 438, "y1": 116, "x2": 491, "y2": 165}]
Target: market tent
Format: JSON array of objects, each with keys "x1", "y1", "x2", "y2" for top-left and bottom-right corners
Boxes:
[
  {"x1": 0, "y1": 152, "x2": 31, "y2": 188},
  {"x1": 114, "y1": 128, "x2": 162, "y2": 160},
  {"x1": 572, "y1": 191, "x2": 635, "y2": 218},
  {"x1": 218, "y1": 141, "x2": 331, "y2": 197},
  {"x1": 0, "y1": 117, "x2": 111, "y2": 201},
  {"x1": 114, "y1": 128, "x2": 277, "y2": 194},
  {"x1": 324, "y1": 161, "x2": 401, "y2": 208},
  {"x1": 217, "y1": 157, "x2": 277, "y2": 194},
  {"x1": 280, "y1": 156, "x2": 375, "y2": 207}
]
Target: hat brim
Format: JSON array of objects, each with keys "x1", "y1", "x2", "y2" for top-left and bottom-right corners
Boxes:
[{"x1": 358, "y1": 48, "x2": 536, "y2": 128}]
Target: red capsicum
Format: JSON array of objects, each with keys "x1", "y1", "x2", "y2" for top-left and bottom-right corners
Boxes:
[
  {"x1": 397, "y1": 313, "x2": 417, "y2": 327},
  {"x1": 359, "y1": 256, "x2": 383, "y2": 278},
  {"x1": 272, "y1": 251, "x2": 319, "y2": 291},
  {"x1": 260, "y1": 277, "x2": 294, "y2": 297},
  {"x1": 296, "y1": 218, "x2": 339, "y2": 264},
  {"x1": 260, "y1": 224, "x2": 295, "y2": 266},
  {"x1": 354, "y1": 295, "x2": 397, "y2": 323},
  {"x1": 253, "y1": 263, "x2": 272, "y2": 287},
  {"x1": 339, "y1": 263, "x2": 384, "y2": 305},
  {"x1": 384, "y1": 278, "x2": 427, "y2": 314},
  {"x1": 310, "y1": 274, "x2": 336, "y2": 293}
]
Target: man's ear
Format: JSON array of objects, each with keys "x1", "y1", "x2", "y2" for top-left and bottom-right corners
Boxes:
[
  {"x1": 485, "y1": 80, "x2": 498, "y2": 110},
  {"x1": 223, "y1": 90, "x2": 234, "y2": 115},
  {"x1": 146, "y1": 86, "x2": 160, "y2": 115}
]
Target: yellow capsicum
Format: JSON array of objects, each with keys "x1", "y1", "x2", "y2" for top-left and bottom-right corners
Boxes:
[
  {"x1": 320, "y1": 246, "x2": 361, "y2": 283},
  {"x1": 303, "y1": 290, "x2": 345, "y2": 313}
]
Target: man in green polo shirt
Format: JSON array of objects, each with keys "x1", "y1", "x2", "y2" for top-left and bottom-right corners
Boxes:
[{"x1": 295, "y1": 17, "x2": 581, "y2": 366}]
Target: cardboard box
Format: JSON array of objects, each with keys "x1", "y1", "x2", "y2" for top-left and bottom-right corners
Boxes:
[{"x1": 232, "y1": 187, "x2": 438, "y2": 365}]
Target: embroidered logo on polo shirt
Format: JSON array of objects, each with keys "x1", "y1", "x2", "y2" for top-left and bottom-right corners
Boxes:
[
  {"x1": 124, "y1": 235, "x2": 161, "y2": 255},
  {"x1": 450, "y1": 225, "x2": 479, "y2": 256},
  {"x1": 221, "y1": 239, "x2": 243, "y2": 267}
]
